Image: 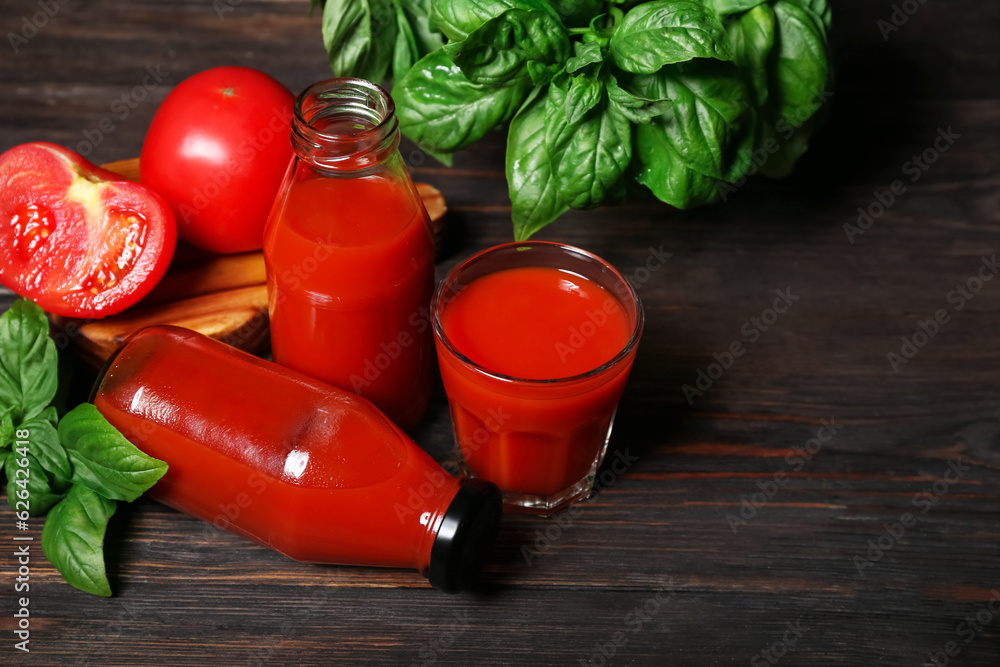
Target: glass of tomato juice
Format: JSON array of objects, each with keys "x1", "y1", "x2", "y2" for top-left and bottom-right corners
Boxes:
[{"x1": 432, "y1": 242, "x2": 643, "y2": 515}]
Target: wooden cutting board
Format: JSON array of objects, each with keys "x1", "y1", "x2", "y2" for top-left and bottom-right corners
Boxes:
[{"x1": 51, "y1": 158, "x2": 447, "y2": 368}]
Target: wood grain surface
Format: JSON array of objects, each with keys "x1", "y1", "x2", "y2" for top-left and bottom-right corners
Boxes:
[{"x1": 1, "y1": 1, "x2": 999, "y2": 666}]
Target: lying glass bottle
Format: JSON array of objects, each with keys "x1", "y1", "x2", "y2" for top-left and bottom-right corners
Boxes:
[{"x1": 91, "y1": 325, "x2": 502, "y2": 593}]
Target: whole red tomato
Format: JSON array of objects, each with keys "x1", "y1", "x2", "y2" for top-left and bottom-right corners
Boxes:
[{"x1": 141, "y1": 67, "x2": 295, "y2": 254}]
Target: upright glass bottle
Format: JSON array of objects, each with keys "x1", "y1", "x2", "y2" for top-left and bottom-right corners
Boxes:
[
  {"x1": 92, "y1": 326, "x2": 502, "y2": 593},
  {"x1": 264, "y1": 78, "x2": 434, "y2": 430}
]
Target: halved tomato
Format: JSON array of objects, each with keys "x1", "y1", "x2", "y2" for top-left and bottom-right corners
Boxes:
[{"x1": 0, "y1": 142, "x2": 176, "y2": 318}]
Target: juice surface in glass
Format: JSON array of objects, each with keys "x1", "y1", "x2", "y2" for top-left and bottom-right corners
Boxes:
[
  {"x1": 440, "y1": 267, "x2": 631, "y2": 380},
  {"x1": 433, "y1": 243, "x2": 642, "y2": 514},
  {"x1": 264, "y1": 79, "x2": 433, "y2": 431}
]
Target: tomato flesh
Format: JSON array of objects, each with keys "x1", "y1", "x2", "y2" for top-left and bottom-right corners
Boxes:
[
  {"x1": 11, "y1": 202, "x2": 54, "y2": 257},
  {"x1": 0, "y1": 142, "x2": 176, "y2": 318},
  {"x1": 77, "y1": 207, "x2": 148, "y2": 292}
]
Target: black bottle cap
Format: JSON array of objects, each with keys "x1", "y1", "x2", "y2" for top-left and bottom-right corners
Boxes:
[{"x1": 428, "y1": 478, "x2": 503, "y2": 594}]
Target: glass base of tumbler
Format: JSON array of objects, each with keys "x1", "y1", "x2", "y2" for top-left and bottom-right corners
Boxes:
[
  {"x1": 499, "y1": 474, "x2": 597, "y2": 516},
  {"x1": 455, "y1": 408, "x2": 619, "y2": 517}
]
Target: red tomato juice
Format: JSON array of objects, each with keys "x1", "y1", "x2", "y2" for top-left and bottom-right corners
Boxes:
[
  {"x1": 437, "y1": 267, "x2": 636, "y2": 497},
  {"x1": 263, "y1": 171, "x2": 434, "y2": 430},
  {"x1": 93, "y1": 326, "x2": 460, "y2": 571}
]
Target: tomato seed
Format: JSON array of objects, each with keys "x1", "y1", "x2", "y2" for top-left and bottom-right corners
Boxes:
[{"x1": 9, "y1": 202, "x2": 56, "y2": 259}]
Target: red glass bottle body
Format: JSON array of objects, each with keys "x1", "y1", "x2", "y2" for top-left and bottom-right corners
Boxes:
[
  {"x1": 263, "y1": 78, "x2": 434, "y2": 430},
  {"x1": 92, "y1": 326, "x2": 500, "y2": 591}
]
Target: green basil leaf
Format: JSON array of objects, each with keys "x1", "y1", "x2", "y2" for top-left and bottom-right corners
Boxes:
[
  {"x1": 526, "y1": 60, "x2": 563, "y2": 86},
  {"x1": 632, "y1": 60, "x2": 754, "y2": 181},
  {"x1": 59, "y1": 403, "x2": 168, "y2": 502},
  {"x1": 400, "y1": 0, "x2": 445, "y2": 56},
  {"x1": 748, "y1": 0, "x2": 828, "y2": 178},
  {"x1": 6, "y1": 450, "x2": 65, "y2": 516},
  {"x1": 507, "y1": 91, "x2": 571, "y2": 240},
  {"x1": 565, "y1": 71, "x2": 605, "y2": 124},
  {"x1": 635, "y1": 121, "x2": 723, "y2": 208},
  {"x1": 545, "y1": 85, "x2": 632, "y2": 210},
  {"x1": 396, "y1": 49, "x2": 532, "y2": 154},
  {"x1": 21, "y1": 417, "x2": 71, "y2": 489},
  {"x1": 769, "y1": 0, "x2": 829, "y2": 126},
  {"x1": 726, "y1": 3, "x2": 775, "y2": 107},
  {"x1": 607, "y1": 75, "x2": 672, "y2": 124},
  {"x1": 549, "y1": 0, "x2": 604, "y2": 28},
  {"x1": 758, "y1": 112, "x2": 822, "y2": 178},
  {"x1": 41, "y1": 485, "x2": 116, "y2": 597},
  {"x1": 393, "y1": 1, "x2": 420, "y2": 82},
  {"x1": 322, "y1": 0, "x2": 397, "y2": 83},
  {"x1": 423, "y1": 146, "x2": 455, "y2": 167},
  {"x1": 710, "y1": 0, "x2": 767, "y2": 15},
  {"x1": 0, "y1": 299, "x2": 58, "y2": 423},
  {"x1": 565, "y1": 40, "x2": 603, "y2": 75},
  {"x1": 1, "y1": 406, "x2": 14, "y2": 451},
  {"x1": 610, "y1": 1, "x2": 732, "y2": 75},
  {"x1": 431, "y1": 0, "x2": 553, "y2": 42},
  {"x1": 37, "y1": 404, "x2": 58, "y2": 426},
  {"x1": 446, "y1": 9, "x2": 570, "y2": 86},
  {"x1": 784, "y1": 0, "x2": 831, "y2": 35}
]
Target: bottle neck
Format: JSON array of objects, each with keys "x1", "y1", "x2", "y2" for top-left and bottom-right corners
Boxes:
[{"x1": 290, "y1": 78, "x2": 400, "y2": 172}]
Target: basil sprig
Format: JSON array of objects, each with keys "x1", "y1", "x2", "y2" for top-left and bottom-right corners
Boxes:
[
  {"x1": 1, "y1": 298, "x2": 167, "y2": 596},
  {"x1": 319, "y1": 0, "x2": 832, "y2": 239}
]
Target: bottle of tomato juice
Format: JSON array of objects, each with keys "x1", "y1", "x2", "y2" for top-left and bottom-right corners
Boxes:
[
  {"x1": 92, "y1": 325, "x2": 502, "y2": 592},
  {"x1": 264, "y1": 78, "x2": 434, "y2": 431}
]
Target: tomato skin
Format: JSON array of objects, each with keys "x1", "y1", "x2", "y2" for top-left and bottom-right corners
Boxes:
[
  {"x1": 140, "y1": 67, "x2": 295, "y2": 254},
  {"x1": 0, "y1": 142, "x2": 176, "y2": 318}
]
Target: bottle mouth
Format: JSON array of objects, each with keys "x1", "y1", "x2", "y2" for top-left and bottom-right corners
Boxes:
[{"x1": 291, "y1": 77, "x2": 399, "y2": 170}]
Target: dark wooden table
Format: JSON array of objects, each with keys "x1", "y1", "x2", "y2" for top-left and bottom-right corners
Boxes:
[{"x1": 2, "y1": 1, "x2": 999, "y2": 665}]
